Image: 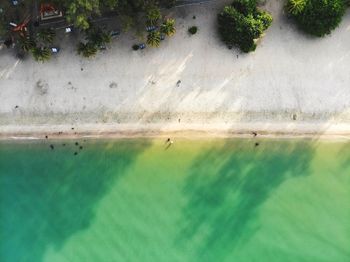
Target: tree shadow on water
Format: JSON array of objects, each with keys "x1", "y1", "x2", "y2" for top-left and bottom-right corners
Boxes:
[
  {"x1": 0, "y1": 139, "x2": 150, "y2": 262},
  {"x1": 178, "y1": 139, "x2": 316, "y2": 261}
]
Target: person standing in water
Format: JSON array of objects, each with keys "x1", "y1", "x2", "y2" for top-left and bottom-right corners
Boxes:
[{"x1": 165, "y1": 138, "x2": 174, "y2": 149}]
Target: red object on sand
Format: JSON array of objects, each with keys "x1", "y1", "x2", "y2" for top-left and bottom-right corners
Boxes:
[{"x1": 12, "y1": 16, "x2": 30, "y2": 36}]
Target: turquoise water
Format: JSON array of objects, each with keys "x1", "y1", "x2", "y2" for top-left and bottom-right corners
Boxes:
[{"x1": 0, "y1": 138, "x2": 349, "y2": 262}]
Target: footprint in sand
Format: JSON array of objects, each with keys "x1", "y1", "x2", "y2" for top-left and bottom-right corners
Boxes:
[
  {"x1": 67, "y1": 81, "x2": 77, "y2": 91},
  {"x1": 109, "y1": 82, "x2": 118, "y2": 88},
  {"x1": 35, "y1": 79, "x2": 49, "y2": 95}
]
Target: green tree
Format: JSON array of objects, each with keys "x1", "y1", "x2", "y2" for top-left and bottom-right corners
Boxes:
[
  {"x1": 146, "y1": 6, "x2": 162, "y2": 26},
  {"x1": 160, "y1": 18, "x2": 176, "y2": 36},
  {"x1": 37, "y1": 28, "x2": 56, "y2": 44},
  {"x1": 77, "y1": 42, "x2": 98, "y2": 57},
  {"x1": 19, "y1": 37, "x2": 36, "y2": 52},
  {"x1": 85, "y1": 27, "x2": 111, "y2": 47},
  {"x1": 147, "y1": 31, "x2": 161, "y2": 47},
  {"x1": 218, "y1": 1, "x2": 272, "y2": 53},
  {"x1": 61, "y1": 0, "x2": 108, "y2": 30},
  {"x1": 31, "y1": 47, "x2": 51, "y2": 62},
  {"x1": 287, "y1": 0, "x2": 307, "y2": 15},
  {"x1": 188, "y1": 26, "x2": 198, "y2": 35},
  {"x1": 120, "y1": 15, "x2": 134, "y2": 32},
  {"x1": 287, "y1": 0, "x2": 346, "y2": 36},
  {"x1": 231, "y1": 0, "x2": 257, "y2": 15}
]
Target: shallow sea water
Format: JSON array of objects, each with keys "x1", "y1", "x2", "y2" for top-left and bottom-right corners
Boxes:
[{"x1": 0, "y1": 138, "x2": 349, "y2": 262}]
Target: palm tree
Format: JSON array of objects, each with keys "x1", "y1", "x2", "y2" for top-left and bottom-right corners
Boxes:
[
  {"x1": 31, "y1": 47, "x2": 51, "y2": 62},
  {"x1": 19, "y1": 37, "x2": 35, "y2": 52},
  {"x1": 160, "y1": 18, "x2": 176, "y2": 36},
  {"x1": 287, "y1": 0, "x2": 306, "y2": 15},
  {"x1": 85, "y1": 27, "x2": 111, "y2": 48},
  {"x1": 37, "y1": 28, "x2": 56, "y2": 44},
  {"x1": 147, "y1": 31, "x2": 161, "y2": 47},
  {"x1": 77, "y1": 42, "x2": 98, "y2": 57},
  {"x1": 146, "y1": 7, "x2": 162, "y2": 26}
]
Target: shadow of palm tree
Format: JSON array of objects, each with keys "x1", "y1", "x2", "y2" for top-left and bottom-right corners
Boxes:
[
  {"x1": 178, "y1": 139, "x2": 316, "y2": 261},
  {"x1": 0, "y1": 139, "x2": 150, "y2": 262}
]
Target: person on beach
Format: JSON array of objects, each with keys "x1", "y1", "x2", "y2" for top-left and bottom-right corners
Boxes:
[{"x1": 165, "y1": 138, "x2": 174, "y2": 149}]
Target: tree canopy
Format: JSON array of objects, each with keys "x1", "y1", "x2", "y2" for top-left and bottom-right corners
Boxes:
[
  {"x1": 218, "y1": 0, "x2": 272, "y2": 53},
  {"x1": 55, "y1": 0, "x2": 175, "y2": 30},
  {"x1": 287, "y1": 0, "x2": 346, "y2": 37}
]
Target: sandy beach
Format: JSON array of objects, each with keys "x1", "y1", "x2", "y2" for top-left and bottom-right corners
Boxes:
[{"x1": 1, "y1": 0, "x2": 350, "y2": 139}]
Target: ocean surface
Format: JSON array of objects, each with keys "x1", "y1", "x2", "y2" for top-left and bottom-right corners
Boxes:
[{"x1": 0, "y1": 138, "x2": 349, "y2": 262}]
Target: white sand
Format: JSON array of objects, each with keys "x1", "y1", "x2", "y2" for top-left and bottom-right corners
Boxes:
[{"x1": 1, "y1": 0, "x2": 350, "y2": 139}]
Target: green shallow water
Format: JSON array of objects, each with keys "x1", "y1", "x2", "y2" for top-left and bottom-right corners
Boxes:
[{"x1": 0, "y1": 138, "x2": 349, "y2": 262}]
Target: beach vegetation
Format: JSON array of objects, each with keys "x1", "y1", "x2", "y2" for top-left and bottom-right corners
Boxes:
[
  {"x1": 188, "y1": 26, "x2": 198, "y2": 35},
  {"x1": 287, "y1": 0, "x2": 307, "y2": 15},
  {"x1": 146, "y1": 6, "x2": 162, "y2": 26},
  {"x1": 132, "y1": 44, "x2": 140, "y2": 51},
  {"x1": 147, "y1": 31, "x2": 161, "y2": 47},
  {"x1": 1, "y1": 0, "x2": 177, "y2": 61},
  {"x1": 160, "y1": 18, "x2": 176, "y2": 36},
  {"x1": 120, "y1": 15, "x2": 134, "y2": 32},
  {"x1": 19, "y1": 37, "x2": 36, "y2": 52},
  {"x1": 36, "y1": 28, "x2": 56, "y2": 44},
  {"x1": 218, "y1": 0, "x2": 273, "y2": 53},
  {"x1": 62, "y1": 0, "x2": 103, "y2": 30},
  {"x1": 31, "y1": 46, "x2": 51, "y2": 62},
  {"x1": 287, "y1": 0, "x2": 346, "y2": 36},
  {"x1": 77, "y1": 26, "x2": 111, "y2": 57},
  {"x1": 85, "y1": 27, "x2": 111, "y2": 47},
  {"x1": 231, "y1": 0, "x2": 258, "y2": 15},
  {"x1": 77, "y1": 42, "x2": 98, "y2": 57},
  {"x1": 57, "y1": 0, "x2": 171, "y2": 30}
]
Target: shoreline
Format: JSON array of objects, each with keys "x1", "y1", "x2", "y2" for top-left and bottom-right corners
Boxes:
[{"x1": 2, "y1": 122, "x2": 350, "y2": 141}]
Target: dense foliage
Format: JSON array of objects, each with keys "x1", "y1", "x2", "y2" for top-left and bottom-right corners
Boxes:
[
  {"x1": 18, "y1": 37, "x2": 35, "y2": 52},
  {"x1": 287, "y1": 0, "x2": 346, "y2": 37},
  {"x1": 76, "y1": 26, "x2": 111, "y2": 57},
  {"x1": 146, "y1": 6, "x2": 162, "y2": 26},
  {"x1": 55, "y1": 0, "x2": 176, "y2": 30},
  {"x1": 218, "y1": 0, "x2": 272, "y2": 53},
  {"x1": 147, "y1": 31, "x2": 161, "y2": 47},
  {"x1": 161, "y1": 18, "x2": 176, "y2": 36},
  {"x1": 31, "y1": 46, "x2": 51, "y2": 62},
  {"x1": 188, "y1": 26, "x2": 198, "y2": 35},
  {"x1": 37, "y1": 29, "x2": 56, "y2": 44},
  {"x1": 0, "y1": 0, "x2": 176, "y2": 34},
  {"x1": 77, "y1": 42, "x2": 98, "y2": 57},
  {"x1": 1, "y1": 0, "x2": 178, "y2": 60}
]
